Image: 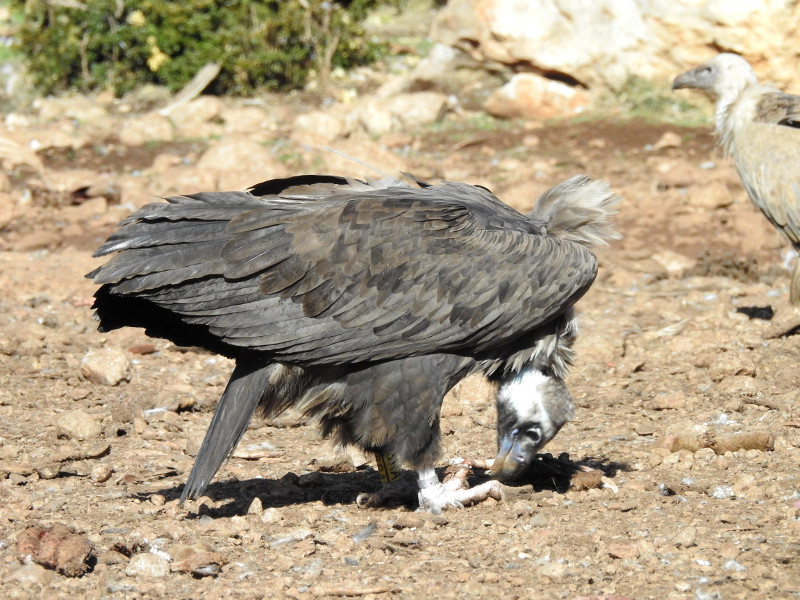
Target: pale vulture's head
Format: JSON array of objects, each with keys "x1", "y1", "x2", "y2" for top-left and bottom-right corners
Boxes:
[{"x1": 672, "y1": 53, "x2": 757, "y2": 103}]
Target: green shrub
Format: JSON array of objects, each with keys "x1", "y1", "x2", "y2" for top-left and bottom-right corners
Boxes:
[{"x1": 11, "y1": 0, "x2": 390, "y2": 96}]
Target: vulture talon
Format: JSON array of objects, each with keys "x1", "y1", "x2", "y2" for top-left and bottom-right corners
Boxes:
[{"x1": 86, "y1": 171, "x2": 618, "y2": 512}]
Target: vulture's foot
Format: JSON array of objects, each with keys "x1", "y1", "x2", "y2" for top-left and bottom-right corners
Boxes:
[
  {"x1": 417, "y1": 463, "x2": 502, "y2": 513},
  {"x1": 356, "y1": 478, "x2": 417, "y2": 509},
  {"x1": 417, "y1": 479, "x2": 503, "y2": 513}
]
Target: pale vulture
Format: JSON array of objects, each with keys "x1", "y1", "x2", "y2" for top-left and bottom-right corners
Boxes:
[
  {"x1": 87, "y1": 172, "x2": 617, "y2": 512},
  {"x1": 674, "y1": 53, "x2": 800, "y2": 303}
]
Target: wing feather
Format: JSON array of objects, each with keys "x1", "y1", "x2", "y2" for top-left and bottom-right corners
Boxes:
[
  {"x1": 90, "y1": 177, "x2": 598, "y2": 365},
  {"x1": 734, "y1": 122, "x2": 800, "y2": 246}
]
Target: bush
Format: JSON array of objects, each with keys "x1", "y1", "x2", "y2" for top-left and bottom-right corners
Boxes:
[{"x1": 11, "y1": 0, "x2": 391, "y2": 96}]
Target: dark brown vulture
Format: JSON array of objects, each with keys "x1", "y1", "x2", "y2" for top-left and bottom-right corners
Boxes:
[
  {"x1": 674, "y1": 53, "x2": 800, "y2": 303},
  {"x1": 87, "y1": 172, "x2": 617, "y2": 512}
]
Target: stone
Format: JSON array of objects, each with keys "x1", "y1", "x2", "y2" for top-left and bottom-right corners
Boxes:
[
  {"x1": 409, "y1": 43, "x2": 461, "y2": 84},
  {"x1": 689, "y1": 180, "x2": 735, "y2": 210},
  {"x1": 221, "y1": 105, "x2": 279, "y2": 135},
  {"x1": 536, "y1": 560, "x2": 567, "y2": 580},
  {"x1": 315, "y1": 139, "x2": 407, "y2": 179},
  {"x1": 36, "y1": 95, "x2": 108, "y2": 123},
  {"x1": 125, "y1": 553, "x2": 170, "y2": 578},
  {"x1": 155, "y1": 166, "x2": 218, "y2": 196},
  {"x1": 385, "y1": 92, "x2": 449, "y2": 128},
  {"x1": 90, "y1": 463, "x2": 113, "y2": 484},
  {"x1": 651, "y1": 250, "x2": 695, "y2": 277},
  {"x1": 293, "y1": 110, "x2": 344, "y2": 141},
  {"x1": 170, "y1": 96, "x2": 224, "y2": 128},
  {"x1": 56, "y1": 410, "x2": 103, "y2": 440},
  {"x1": 652, "y1": 131, "x2": 682, "y2": 150},
  {"x1": 356, "y1": 97, "x2": 395, "y2": 136},
  {"x1": 607, "y1": 543, "x2": 640, "y2": 560},
  {"x1": 4, "y1": 564, "x2": 55, "y2": 586},
  {"x1": 119, "y1": 112, "x2": 174, "y2": 146},
  {"x1": 80, "y1": 347, "x2": 131, "y2": 386},
  {"x1": 672, "y1": 526, "x2": 697, "y2": 548},
  {"x1": 485, "y1": 73, "x2": 589, "y2": 120},
  {"x1": 354, "y1": 92, "x2": 448, "y2": 135},
  {"x1": 195, "y1": 137, "x2": 288, "y2": 187},
  {"x1": 431, "y1": 0, "x2": 800, "y2": 95}
]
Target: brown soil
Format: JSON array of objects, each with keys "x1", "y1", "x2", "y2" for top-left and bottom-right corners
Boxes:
[{"x1": 1, "y1": 116, "x2": 799, "y2": 600}]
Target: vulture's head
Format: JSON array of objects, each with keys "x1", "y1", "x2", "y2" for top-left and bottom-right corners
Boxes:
[
  {"x1": 672, "y1": 53, "x2": 757, "y2": 102},
  {"x1": 491, "y1": 366, "x2": 574, "y2": 481},
  {"x1": 489, "y1": 313, "x2": 579, "y2": 482}
]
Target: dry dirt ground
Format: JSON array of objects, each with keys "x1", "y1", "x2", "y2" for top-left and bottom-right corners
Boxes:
[{"x1": 0, "y1": 114, "x2": 799, "y2": 600}]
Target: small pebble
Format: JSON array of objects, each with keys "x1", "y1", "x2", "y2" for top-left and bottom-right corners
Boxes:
[
  {"x1": 91, "y1": 464, "x2": 113, "y2": 484},
  {"x1": 125, "y1": 553, "x2": 170, "y2": 578},
  {"x1": 672, "y1": 526, "x2": 697, "y2": 548},
  {"x1": 723, "y1": 559, "x2": 746, "y2": 572},
  {"x1": 80, "y1": 347, "x2": 130, "y2": 386},
  {"x1": 711, "y1": 486, "x2": 734, "y2": 499},
  {"x1": 247, "y1": 497, "x2": 263, "y2": 515},
  {"x1": 536, "y1": 561, "x2": 566, "y2": 580}
]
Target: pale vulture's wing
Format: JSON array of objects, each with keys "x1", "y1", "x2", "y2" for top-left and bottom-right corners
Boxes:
[
  {"x1": 754, "y1": 91, "x2": 800, "y2": 129},
  {"x1": 90, "y1": 177, "x2": 598, "y2": 366},
  {"x1": 734, "y1": 121, "x2": 800, "y2": 247}
]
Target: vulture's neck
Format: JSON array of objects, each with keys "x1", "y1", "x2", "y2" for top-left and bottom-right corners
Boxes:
[{"x1": 715, "y1": 72, "x2": 758, "y2": 156}]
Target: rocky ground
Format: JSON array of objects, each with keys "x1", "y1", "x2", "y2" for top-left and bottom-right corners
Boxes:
[{"x1": 0, "y1": 90, "x2": 799, "y2": 600}]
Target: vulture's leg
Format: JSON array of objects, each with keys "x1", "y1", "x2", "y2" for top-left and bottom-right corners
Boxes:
[
  {"x1": 180, "y1": 358, "x2": 272, "y2": 503},
  {"x1": 355, "y1": 452, "x2": 417, "y2": 508},
  {"x1": 790, "y1": 257, "x2": 800, "y2": 305}
]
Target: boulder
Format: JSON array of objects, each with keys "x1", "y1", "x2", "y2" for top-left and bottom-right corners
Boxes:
[
  {"x1": 431, "y1": 0, "x2": 800, "y2": 96},
  {"x1": 119, "y1": 112, "x2": 174, "y2": 146},
  {"x1": 485, "y1": 73, "x2": 589, "y2": 119}
]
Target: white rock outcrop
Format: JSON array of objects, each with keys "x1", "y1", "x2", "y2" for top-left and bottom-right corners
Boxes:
[{"x1": 431, "y1": 0, "x2": 800, "y2": 95}]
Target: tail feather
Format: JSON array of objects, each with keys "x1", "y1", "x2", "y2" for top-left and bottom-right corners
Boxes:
[
  {"x1": 530, "y1": 175, "x2": 620, "y2": 248},
  {"x1": 180, "y1": 359, "x2": 274, "y2": 503}
]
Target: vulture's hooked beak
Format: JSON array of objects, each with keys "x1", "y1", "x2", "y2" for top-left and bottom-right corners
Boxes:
[
  {"x1": 490, "y1": 426, "x2": 541, "y2": 481},
  {"x1": 672, "y1": 70, "x2": 697, "y2": 91},
  {"x1": 672, "y1": 66, "x2": 712, "y2": 91}
]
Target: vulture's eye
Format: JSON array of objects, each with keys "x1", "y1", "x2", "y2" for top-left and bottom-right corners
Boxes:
[{"x1": 524, "y1": 426, "x2": 542, "y2": 446}]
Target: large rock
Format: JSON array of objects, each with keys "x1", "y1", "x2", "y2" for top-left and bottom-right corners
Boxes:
[
  {"x1": 119, "y1": 112, "x2": 174, "y2": 146},
  {"x1": 35, "y1": 95, "x2": 109, "y2": 123},
  {"x1": 221, "y1": 105, "x2": 279, "y2": 135},
  {"x1": 170, "y1": 96, "x2": 224, "y2": 128},
  {"x1": 485, "y1": 73, "x2": 589, "y2": 119},
  {"x1": 431, "y1": 0, "x2": 800, "y2": 94},
  {"x1": 354, "y1": 92, "x2": 449, "y2": 135},
  {"x1": 292, "y1": 110, "x2": 345, "y2": 141},
  {"x1": 196, "y1": 136, "x2": 288, "y2": 190},
  {"x1": 56, "y1": 410, "x2": 103, "y2": 440}
]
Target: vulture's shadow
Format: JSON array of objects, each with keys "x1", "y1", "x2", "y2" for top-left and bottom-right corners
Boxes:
[
  {"x1": 142, "y1": 453, "x2": 628, "y2": 518},
  {"x1": 511, "y1": 453, "x2": 627, "y2": 494}
]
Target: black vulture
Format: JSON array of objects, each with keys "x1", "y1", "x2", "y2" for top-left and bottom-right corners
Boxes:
[
  {"x1": 674, "y1": 53, "x2": 800, "y2": 303},
  {"x1": 87, "y1": 172, "x2": 617, "y2": 512}
]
